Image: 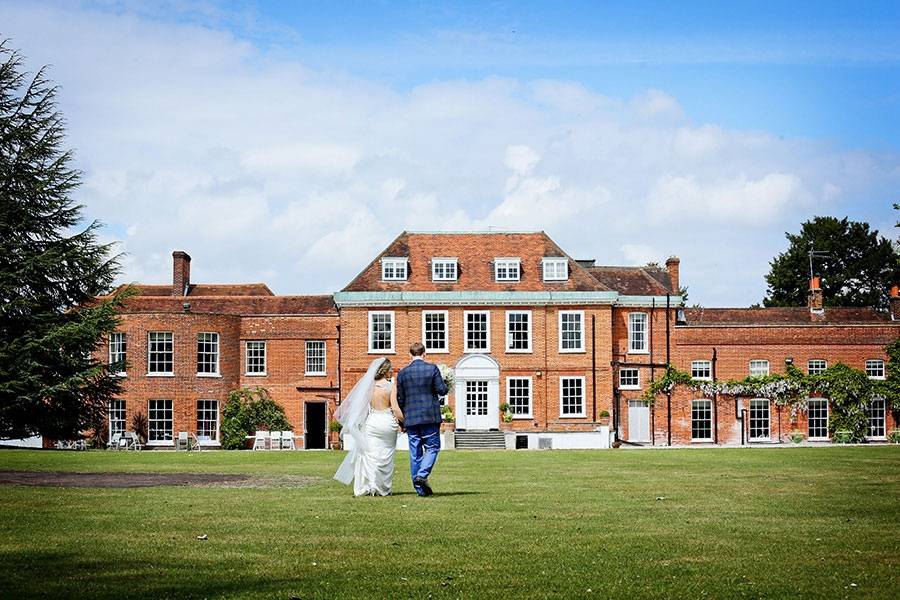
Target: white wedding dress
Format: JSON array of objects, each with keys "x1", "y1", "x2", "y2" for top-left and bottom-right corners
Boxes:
[{"x1": 333, "y1": 358, "x2": 399, "y2": 496}]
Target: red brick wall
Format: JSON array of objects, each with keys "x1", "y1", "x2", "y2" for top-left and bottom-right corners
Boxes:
[
  {"x1": 100, "y1": 311, "x2": 340, "y2": 447},
  {"x1": 338, "y1": 305, "x2": 615, "y2": 431}
]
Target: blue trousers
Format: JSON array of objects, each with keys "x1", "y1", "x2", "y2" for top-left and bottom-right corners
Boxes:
[{"x1": 406, "y1": 423, "x2": 440, "y2": 495}]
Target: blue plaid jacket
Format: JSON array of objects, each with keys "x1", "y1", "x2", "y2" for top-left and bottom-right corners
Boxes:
[{"x1": 396, "y1": 359, "x2": 449, "y2": 427}]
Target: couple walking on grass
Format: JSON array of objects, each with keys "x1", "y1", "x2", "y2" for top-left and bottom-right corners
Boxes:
[{"x1": 333, "y1": 341, "x2": 450, "y2": 497}]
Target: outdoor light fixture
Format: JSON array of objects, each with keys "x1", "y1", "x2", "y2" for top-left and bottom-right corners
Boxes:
[
  {"x1": 535, "y1": 370, "x2": 543, "y2": 377},
  {"x1": 182, "y1": 302, "x2": 191, "y2": 312},
  {"x1": 785, "y1": 357, "x2": 793, "y2": 365}
]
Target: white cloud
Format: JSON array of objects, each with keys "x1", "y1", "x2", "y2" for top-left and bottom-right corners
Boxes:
[{"x1": 1, "y1": 3, "x2": 898, "y2": 305}]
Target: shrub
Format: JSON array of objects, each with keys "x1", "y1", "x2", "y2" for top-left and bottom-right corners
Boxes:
[
  {"x1": 887, "y1": 429, "x2": 900, "y2": 444},
  {"x1": 599, "y1": 410, "x2": 611, "y2": 419},
  {"x1": 789, "y1": 430, "x2": 804, "y2": 444},
  {"x1": 441, "y1": 404, "x2": 454, "y2": 423},
  {"x1": 833, "y1": 430, "x2": 853, "y2": 444},
  {"x1": 221, "y1": 387, "x2": 291, "y2": 449},
  {"x1": 329, "y1": 419, "x2": 342, "y2": 433},
  {"x1": 131, "y1": 412, "x2": 148, "y2": 444}
]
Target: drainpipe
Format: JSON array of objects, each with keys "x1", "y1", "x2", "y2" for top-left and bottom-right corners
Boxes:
[
  {"x1": 650, "y1": 298, "x2": 655, "y2": 445},
  {"x1": 666, "y1": 294, "x2": 672, "y2": 446},
  {"x1": 591, "y1": 314, "x2": 597, "y2": 423},
  {"x1": 712, "y1": 348, "x2": 718, "y2": 445},
  {"x1": 735, "y1": 398, "x2": 745, "y2": 445},
  {"x1": 336, "y1": 323, "x2": 342, "y2": 406}
]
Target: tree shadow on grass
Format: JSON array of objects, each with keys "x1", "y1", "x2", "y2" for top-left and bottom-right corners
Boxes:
[
  {"x1": 0, "y1": 549, "x2": 329, "y2": 599},
  {"x1": 388, "y1": 491, "x2": 482, "y2": 497}
]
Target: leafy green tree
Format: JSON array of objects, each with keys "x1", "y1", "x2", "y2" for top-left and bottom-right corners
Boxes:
[
  {"x1": 220, "y1": 388, "x2": 292, "y2": 449},
  {"x1": 0, "y1": 40, "x2": 126, "y2": 440},
  {"x1": 763, "y1": 216, "x2": 900, "y2": 309}
]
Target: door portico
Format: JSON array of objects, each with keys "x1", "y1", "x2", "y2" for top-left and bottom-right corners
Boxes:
[{"x1": 454, "y1": 353, "x2": 500, "y2": 430}]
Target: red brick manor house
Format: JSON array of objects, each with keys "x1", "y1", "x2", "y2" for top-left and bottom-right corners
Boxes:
[{"x1": 101, "y1": 232, "x2": 900, "y2": 449}]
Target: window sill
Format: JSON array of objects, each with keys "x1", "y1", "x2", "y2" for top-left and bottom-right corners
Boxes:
[
  {"x1": 749, "y1": 438, "x2": 772, "y2": 443},
  {"x1": 619, "y1": 386, "x2": 641, "y2": 391},
  {"x1": 114, "y1": 372, "x2": 127, "y2": 378},
  {"x1": 691, "y1": 439, "x2": 714, "y2": 443},
  {"x1": 305, "y1": 372, "x2": 327, "y2": 377},
  {"x1": 868, "y1": 376, "x2": 886, "y2": 381},
  {"x1": 245, "y1": 372, "x2": 267, "y2": 377},
  {"x1": 559, "y1": 349, "x2": 586, "y2": 354},
  {"x1": 559, "y1": 414, "x2": 587, "y2": 419},
  {"x1": 425, "y1": 348, "x2": 450, "y2": 354},
  {"x1": 506, "y1": 349, "x2": 533, "y2": 354},
  {"x1": 464, "y1": 348, "x2": 490, "y2": 354},
  {"x1": 368, "y1": 350, "x2": 396, "y2": 355},
  {"x1": 693, "y1": 377, "x2": 712, "y2": 382},
  {"x1": 627, "y1": 350, "x2": 650, "y2": 355},
  {"x1": 146, "y1": 373, "x2": 174, "y2": 378},
  {"x1": 197, "y1": 373, "x2": 222, "y2": 378},
  {"x1": 146, "y1": 440, "x2": 174, "y2": 446}
]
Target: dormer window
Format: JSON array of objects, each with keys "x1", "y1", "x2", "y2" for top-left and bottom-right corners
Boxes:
[
  {"x1": 494, "y1": 258, "x2": 521, "y2": 282},
  {"x1": 542, "y1": 257, "x2": 568, "y2": 281},
  {"x1": 432, "y1": 258, "x2": 458, "y2": 282},
  {"x1": 381, "y1": 257, "x2": 408, "y2": 281}
]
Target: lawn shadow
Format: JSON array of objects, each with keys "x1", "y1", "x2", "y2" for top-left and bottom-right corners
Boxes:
[{"x1": 389, "y1": 490, "x2": 482, "y2": 497}]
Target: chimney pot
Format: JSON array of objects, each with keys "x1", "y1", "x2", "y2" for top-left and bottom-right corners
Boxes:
[
  {"x1": 172, "y1": 251, "x2": 191, "y2": 297},
  {"x1": 665, "y1": 256, "x2": 680, "y2": 294},
  {"x1": 808, "y1": 277, "x2": 824, "y2": 313}
]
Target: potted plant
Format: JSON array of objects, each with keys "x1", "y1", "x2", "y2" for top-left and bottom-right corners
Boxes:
[
  {"x1": 888, "y1": 428, "x2": 900, "y2": 444},
  {"x1": 440, "y1": 404, "x2": 455, "y2": 432},
  {"x1": 500, "y1": 402, "x2": 513, "y2": 423},
  {"x1": 789, "y1": 429, "x2": 804, "y2": 444},
  {"x1": 329, "y1": 419, "x2": 342, "y2": 449},
  {"x1": 599, "y1": 410, "x2": 611, "y2": 426}
]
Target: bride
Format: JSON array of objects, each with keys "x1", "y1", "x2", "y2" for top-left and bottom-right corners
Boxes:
[{"x1": 333, "y1": 358, "x2": 404, "y2": 496}]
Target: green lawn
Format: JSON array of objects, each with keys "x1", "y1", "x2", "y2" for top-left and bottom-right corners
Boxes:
[{"x1": 1, "y1": 447, "x2": 899, "y2": 599}]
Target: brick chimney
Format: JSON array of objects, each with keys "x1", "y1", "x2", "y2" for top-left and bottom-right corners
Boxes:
[
  {"x1": 808, "y1": 276, "x2": 824, "y2": 313},
  {"x1": 172, "y1": 251, "x2": 191, "y2": 297},
  {"x1": 665, "y1": 256, "x2": 680, "y2": 294},
  {"x1": 890, "y1": 285, "x2": 900, "y2": 321}
]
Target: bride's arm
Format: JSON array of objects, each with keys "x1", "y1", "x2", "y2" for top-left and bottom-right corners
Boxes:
[{"x1": 390, "y1": 380, "x2": 404, "y2": 424}]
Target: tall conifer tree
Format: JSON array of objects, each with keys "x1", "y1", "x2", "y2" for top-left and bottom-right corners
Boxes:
[{"x1": 0, "y1": 40, "x2": 126, "y2": 439}]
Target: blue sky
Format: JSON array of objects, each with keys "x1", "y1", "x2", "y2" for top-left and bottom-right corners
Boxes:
[{"x1": 2, "y1": 1, "x2": 898, "y2": 304}]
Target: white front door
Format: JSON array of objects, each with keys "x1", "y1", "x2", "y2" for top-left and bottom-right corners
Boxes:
[
  {"x1": 453, "y1": 353, "x2": 501, "y2": 430},
  {"x1": 627, "y1": 400, "x2": 650, "y2": 442},
  {"x1": 463, "y1": 380, "x2": 493, "y2": 430}
]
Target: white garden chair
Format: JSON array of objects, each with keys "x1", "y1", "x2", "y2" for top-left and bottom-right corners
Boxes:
[
  {"x1": 280, "y1": 431, "x2": 296, "y2": 450},
  {"x1": 270, "y1": 430, "x2": 282, "y2": 450},
  {"x1": 108, "y1": 433, "x2": 122, "y2": 450},
  {"x1": 252, "y1": 430, "x2": 269, "y2": 450},
  {"x1": 124, "y1": 432, "x2": 142, "y2": 450},
  {"x1": 176, "y1": 431, "x2": 190, "y2": 451}
]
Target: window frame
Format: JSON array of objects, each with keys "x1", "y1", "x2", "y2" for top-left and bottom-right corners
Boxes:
[
  {"x1": 196, "y1": 399, "x2": 220, "y2": 444},
  {"x1": 807, "y1": 359, "x2": 827, "y2": 375},
  {"x1": 245, "y1": 340, "x2": 267, "y2": 376},
  {"x1": 627, "y1": 312, "x2": 649, "y2": 354},
  {"x1": 109, "y1": 332, "x2": 127, "y2": 377},
  {"x1": 619, "y1": 367, "x2": 640, "y2": 390},
  {"x1": 749, "y1": 398, "x2": 770, "y2": 441},
  {"x1": 422, "y1": 310, "x2": 449, "y2": 354},
  {"x1": 542, "y1": 257, "x2": 568, "y2": 281},
  {"x1": 691, "y1": 360, "x2": 712, "y2": 381},
  {"x1": 559, "y1": 376, "x2": 586, "y2": 418},
  {"x1": 108, "y1": 399, "x2": 126, "y2": 439},
  {"x1": 807, "y1": 398, "x2": 829, "y2": 441},
  {"x1": 691, "y1": 399, "x2": 713, "y2": 442},
  {"x1": 196, "y1": 332, "x2": 220, "y2": 377},
  {"x1": 147, "y1": 399, "x2": 173, "y2": 445},
  {"x1": 380, "y1": 257, "x2": 409, "y2": 281},
  {"x1": 305, "y1": 340, "x2": 327, "y2": 376},
  {"x1": 463, "y1": 310, "x2": 491, "y2": 353},
  {"x1": 147, "y1": 331, "x2": 174, "y2": 376},
  {"x1": 558, "y1": 310, "x2": 585, "y2": 353},
  {"x1": 865, "y1": 359, "x2": 886, "y2": 380},
  {"x1": 506, "y1": 376, "x2": 533, "y2": 419},
  {"x1": 431, "y1": 258, "x2": 458, "y2": 282},
  {"x1": 749, "y1": 359, "x2": 770, "y2": 378},
  {"x1": 867, "y1": 397, "x2": 886, "y2": 439},
  {"x1": 494, "y1": 258, "x2": 521, "y2": 282},
  {"x1": 368, "y1": 311, "x2": 396, "y2": 354},
  {"x1": 505, "y1": 310, "x2": 532, "y2": 353}
]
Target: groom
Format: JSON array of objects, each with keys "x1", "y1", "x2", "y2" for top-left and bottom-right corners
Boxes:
[{"x1": 396, "y1": 341, "x2": 449, "y2": 496}]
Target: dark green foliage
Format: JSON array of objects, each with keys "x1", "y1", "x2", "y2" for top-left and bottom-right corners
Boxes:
[
  {"x1": 221, "y1": 387, "x2": 291, "y2": 449},
  {"x1": 763, "y1": 216, "x2": 899, "y2": 308},
  {"x1": 0, "y1": 40, "x2": 126, "y2": 439},
  {"x1": 879, "y1": 338, "x2": 900, "y2": 411},
  {"x1": 812, "y1": 364, "x2": 872, "y2": 442},
  {"x1": 130, "y1": 411, "x2": 147, "y2": 444}
]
